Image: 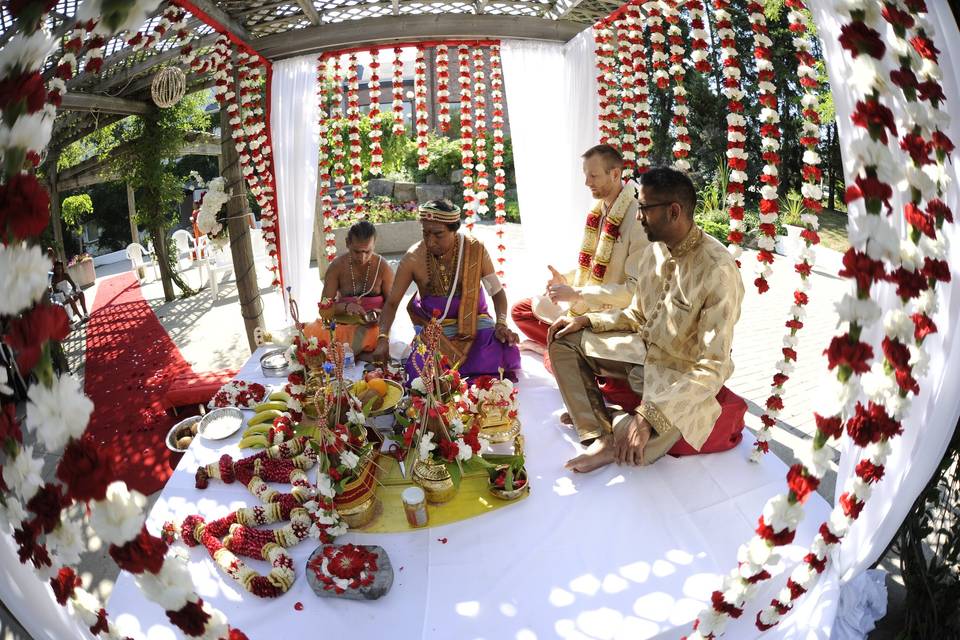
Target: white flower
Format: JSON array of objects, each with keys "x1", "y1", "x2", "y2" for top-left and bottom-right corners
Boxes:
[
  {"x1": 848, "y1": 214, "x2": 899, "y2": 262},
  {"x1": 134, "y1": 551, "x2": 194, "y2": 611},
  {"x1": 346, "y1": 408, "x2": 365, "y2": 426},
  {"x1": 0, "y1": 243, "x2": 52, "y2": 316},
  {"x1": 0, "y1": 498, "x2": 27, "y2": 532},
  {"x1": 908, "y1": 344, "x2": 930, "y2": 379},
  {"x1": 797, "y1": 442, "x2": 833, "y2": 479},
  {"x1": 0, "y1": 368, "x2": 12, "y2": 396},
  {"x1": 26, "y1": 375, "x2": 93, "y2": 452},
  {"x1": 762, "y1": 494, "x2": 804, "y2": 532},
  {"x1": 849, "y1": 55, "x2": 885, "y2": 95},
  {"x1": 3, "y1": 446, "x2": 43, "y2": 502},
  {"x1": 0, "y1": 31, "x2": 56, "y2": 74},
  {"x1": 883, "y1": 310, "x2": 913, "y2": 343},
  {"x1": 90, "y1": 481, "x2": 146, "y2": 546},
  {"x1": 411, "y1": 377, "x2": 427, "y2": 394},
  {"x1": 697, "y1": 609, "x2": 728, "y2": 636},
  {"x1": 0, "y1": 110, "x2": 54, "y2": 153},
  {"x1": 456, "y1": 441, "x2": 473, "y2": 461},
  {"x1": 340, "y1": 450, "x2": 360, "y2": 470},
  {"x1": 418, "y1": 431, "x2": 436, "y2": 461},
  {"x1": 317, "y1": 472, "x2": 335, "y2": 498},
  {"x1": 71, "y1": 587, "x2": 103, "y2": 626},
  {"x1": 47, "y1": 515, "x2": 84, "y2": 566},
  {"x1": 834, "y1": 294, "x2": 881, "y2": 326}
]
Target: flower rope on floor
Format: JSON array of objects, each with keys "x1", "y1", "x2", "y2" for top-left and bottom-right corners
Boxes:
[{"x1": 751, "y1": 2, "x2": 823, "y2": 461}]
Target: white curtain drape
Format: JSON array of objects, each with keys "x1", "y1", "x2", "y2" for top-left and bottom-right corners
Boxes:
[
  {"x1": 799, "y1": 1, "x2": 960, "y2": 636},
  {"x1": 502, "y1": 29, "x2": 598, "y2": 275},
  {"x1": 270, "y1": 54, "x2": 321, "y2": 313}
]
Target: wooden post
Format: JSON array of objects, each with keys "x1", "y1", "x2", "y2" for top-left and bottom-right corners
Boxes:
[
  {"x1": 314, "y1": 194, "x2": 328, "y2": 278},
  {"x1": 47, "y1": 155, "x2": 66, "y2": 264},
  {"x1": 126, "y1": 182, "x2": 139, "y2": 245},
  {"x1": 221, "y1": 93, "x2": 264, "y2": 353}
]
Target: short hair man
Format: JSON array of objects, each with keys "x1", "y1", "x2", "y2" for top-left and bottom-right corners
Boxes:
[
  {"x1": 511, "y1": 144, "x2": 649, "y2": 352},
  {"x1": 547, "y1": 167, "x2": 744, "y2": 472}
]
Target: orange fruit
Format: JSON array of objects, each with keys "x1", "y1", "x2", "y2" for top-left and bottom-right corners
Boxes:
[{"x1": 367, "y1": 378, "x2": 388, "y2": 397}]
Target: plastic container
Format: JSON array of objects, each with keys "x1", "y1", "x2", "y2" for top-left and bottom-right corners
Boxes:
[
  {"x1": 343, "y1": 343, "x2": 355, "y2": 368},
  {"x1": 402, "y1": 486, "x2": 428, "y2": 528}
]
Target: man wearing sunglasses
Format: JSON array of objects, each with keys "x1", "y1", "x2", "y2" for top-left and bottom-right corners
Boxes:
[
  {"x1": 510, "y1": 144, "x2": 649, "y2": 353},
  {"x1": 547, "y1": 167, "x2": 744, "y2": 473}
]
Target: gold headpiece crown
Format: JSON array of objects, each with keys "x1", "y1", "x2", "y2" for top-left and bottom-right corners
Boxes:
[{"x1": 418, "y1": 200, "x2": 461, "y2": 224}]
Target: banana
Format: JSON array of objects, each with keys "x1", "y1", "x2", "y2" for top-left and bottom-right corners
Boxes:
[
  {"x1": 243, "y1": 424, "x2": 272, "y2": 437},
  {"x1": 268, "y1": 390, "x2": 290, "y2": 402},
  {"x1": 247, "y1": 409, "x2": 283, "y2": 427},
  {"x1": 239, "y1": 434, "x2": 268, "y2": 449},
  {"x1": 253, "y1": 401, "x2": 288, "y2": 413}
]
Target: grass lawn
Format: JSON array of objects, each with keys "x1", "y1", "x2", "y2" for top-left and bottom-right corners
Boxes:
[{"x1": 817, "y1": 208, "x2": 849, "y2": 253}]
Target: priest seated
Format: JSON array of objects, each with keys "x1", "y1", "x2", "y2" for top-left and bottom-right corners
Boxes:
[
  {"x1": 547, "y1": 167, "x2": 745, "y2": 472},
  {"x1": 370, "y1": 199, "x2": 521, "y2": 381},
  {"x1": 319, "y1": 220, "x2": 395, "y2": 360}
]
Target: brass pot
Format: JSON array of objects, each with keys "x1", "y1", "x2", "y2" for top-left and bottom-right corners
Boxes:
[
  {"x1": 412, "y1": 459, "x2": 457, "y2": 504},
  {"x1": 337, "y1": 494, "x2": 380, "y2": 529},
  {"x1": 488, "y1": 466, "x2": 529, "y2": 501}
]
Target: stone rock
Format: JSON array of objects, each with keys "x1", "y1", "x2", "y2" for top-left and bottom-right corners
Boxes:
[
  {"x1": 450, "y1": 169, "x2": 464, "y2": 184},
  {"x1": 416, "y1": 184, "x2": 455, "y2": 203},
  {"x1": 306, "y1": 544, "x2": 394, "y2": 601},
  {"x1": 367, "y1": 179, "x2": 394, "y2": 198},
  {"x1": 393, "y1": 182, "x2": 417, "y2": 202},
  {"x1": 425, "y1": 173, "x2": 446, "y2": 185}
]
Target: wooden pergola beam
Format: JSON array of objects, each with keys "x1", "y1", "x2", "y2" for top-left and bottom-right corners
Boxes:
[
  {"x1": 294, "y1": 0, "x2": 322, "y2": 25},
  {"x1": 253, "y1": 14, "x2": 585, "y2": 59},
  {"x1": 59, "y1": 92, "x2": 151, "y2": 115},
  {"x1": 182, "y1": 0, "x2": 255, "y2": 46}
]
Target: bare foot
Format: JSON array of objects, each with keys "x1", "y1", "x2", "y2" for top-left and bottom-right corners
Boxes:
[
  {"x1": 565, "y1": 435, "x2": 616, "y2": 473},
  {"x1": 559, "y1": 412, "x2": 573, "y2": 425},
  {"x1": 519, "y1": 339, "x2": 546, "y2": 356}
]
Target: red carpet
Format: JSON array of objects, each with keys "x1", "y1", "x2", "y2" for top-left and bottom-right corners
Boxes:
[{"x1": 84, "y1": 273, "x2": 192, "y2": 495}]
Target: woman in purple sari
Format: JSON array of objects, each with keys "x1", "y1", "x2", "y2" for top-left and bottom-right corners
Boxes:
[{"x1": 370, "y1": 200, "x2": 521, "y2": 381}]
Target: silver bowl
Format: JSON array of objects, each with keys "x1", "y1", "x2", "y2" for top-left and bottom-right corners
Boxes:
[
  {"x1": 260, "y1": 348, "x2": 290, "y2": 378},
  {"x1": 166, "y1": 415, "x2": 202, "y2": 452},
  {"x1": 198, "y1": 407, "x2": 244, "y2": 440}
]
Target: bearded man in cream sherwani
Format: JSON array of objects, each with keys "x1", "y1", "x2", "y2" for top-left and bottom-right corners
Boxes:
[
  {"x1": 547, "y1": 167, "x2": 745, "y2": 473},
  {"x1": 510, "y1": 144, "x2": 649, "y2": 350}
]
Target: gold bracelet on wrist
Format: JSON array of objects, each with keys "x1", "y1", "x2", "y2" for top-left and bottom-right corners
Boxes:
[{"x1": 377, "y1": 333, "x2": 389, "y2": 342}]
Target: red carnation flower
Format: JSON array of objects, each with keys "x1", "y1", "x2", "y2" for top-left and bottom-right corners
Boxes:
[
  {"x1": 805, "y1": 551, "x2": 827, "y2": 574},
  {"x1": 795, "y1": 262, "x2": 812, "y2": 277},
  {"x1": 881, "y1": 4, "x2": 914, "y2": 30},
  {"x1": 922, "y1": 258, "x2": 950, "y2": 283},
  {"x1": 0, "y1": 71, "x2": 47, "y2": 114},
  {"x1": 918, "y1": 80, "x2": 945, "y2": 104},
  {"x1": 905, "y1": 201, "x2": 935, "y2": 238},
  {"x1": 756, "y1": 516, "x2": 796, "y2": 546},
  {"x1": 839, "y1": 21, "x2": 885, "y2": 59},
  {"x1": 851, "y1": 99, "x2": 898, "y2": 144},
  {"x1": 110, "y1": 526, "x2": 168, "y2": 574},
  {"x1": 839, "y1": 492, "x2": 864, "y2": 519},
  {"x1": 56, "y1": 435, "x2": 115, "y2": 503},
  {"x1": 846, "y1": 401, "x2": 901, "y2": 447},
  {"x1": 787, "y1": 464, "x2": 820, "y2": 503},
  {"x1": 167, "y1": 599, "x2": 211, "y2": 636},
  {"x1": 899, "y1": 133, "x2": 931, "y2": 166},
  {"x1": 910, "y1": 34, "x2": 939, "y2": 61},
  {"x1": 895, "y1": 369, "x2": 919, "y2": 394},
  {"x1": 814, "y1": 413, "x2": 844, "y2": 439},
  {"x1": 881, "y1": 337, "x2": 910, "y2": 371},
  {"x1": 794, "y1": 291, "x2": 809, "y2": 306},
  {"x1": 0, "y1": 404, "x2": 22, "y2": 444},
  {"x1": 856, "y1": 459, "x2": 885, "y2": 484},
  {"x1": 0, "y1": 173, "x2": 50, "y2": 240},
  {"x1": 754, "y1": 277, "x2": 770, "y2": 294},
  {"x1": 711, "y1": 591, "x2": 743, "y2": 618},
  {"x1": 824, "y1": 335, "x2": 873, "y2": 374},
  {"x1": 782, "y1": 347, "x2": 798, "y2": 361},
  {"x1": 766, "y1": 396, "x2": 784, "y2": 411},
  {"x1": 5, "y1": 303, "x2": 70, "y2": 374},
  {"x1": 26, "y1": 482, "x2": 68, "y2": 534},
  {"x1": 772, "y1": 373, "x2": 789, "y2": 387},
  {"x1": 931, "y1": 131, "x2": 955, "y2": 156},
  {"x1": 50, "y1": 567, "x2": 81, "y2": 605},
  {"x1": 889, "y1": 267, "x2": 928, "y2": 301},
  {"x1": 839, "y1": 248, "x2": 887, "y2": 292}
]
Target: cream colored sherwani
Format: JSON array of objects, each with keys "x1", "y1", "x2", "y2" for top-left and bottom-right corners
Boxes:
[
  {"x1": 534, "y1": 183, "x2": 649, "y2": 321},
  {"x1": 579, "y1": 225, "x2": 744, "y2": 450}
]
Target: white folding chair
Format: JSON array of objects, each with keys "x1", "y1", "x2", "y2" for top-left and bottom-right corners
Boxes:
[
  {"x1": 125, "y1": 243, "x2": 159, "y2": 282},
  {"x1": 207, "y1": 247, "x2": 234, "y2": 300},
  {"x1": 171, "y1": 229, "x2": 196, "y2": 271}
]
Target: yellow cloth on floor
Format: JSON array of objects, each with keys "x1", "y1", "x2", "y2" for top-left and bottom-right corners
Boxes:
[{"x1": 351, "y1": 454, "x2": 528, "y2": 534}]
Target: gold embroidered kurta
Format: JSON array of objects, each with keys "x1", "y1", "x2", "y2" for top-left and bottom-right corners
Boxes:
[{"x1": 582, "y1": 226, "x2": 744, "y2": 450}]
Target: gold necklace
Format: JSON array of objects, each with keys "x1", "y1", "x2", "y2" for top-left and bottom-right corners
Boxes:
[
  {"x1": 428, "y1": 247, "x2": 455, "y2": 295},
  {"x1": 348, "y1": 257, "x2": 372, "y2": 297}
]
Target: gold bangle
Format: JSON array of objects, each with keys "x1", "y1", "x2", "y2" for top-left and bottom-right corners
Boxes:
[{"x1": 377, "y1": 333, "x2": 389, "y2": 341}]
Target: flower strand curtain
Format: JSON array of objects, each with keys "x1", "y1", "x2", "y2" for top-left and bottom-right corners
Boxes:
[{"x1": 270, "y1": 54, "x2": 321, "y2": 313}]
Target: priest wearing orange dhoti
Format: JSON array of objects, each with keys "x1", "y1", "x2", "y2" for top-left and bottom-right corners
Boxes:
[
  {"x1": 320, "y1": 220, "x2": 395, "y2": 360},
  {"x1": 547, "y1": 168, "x2": 745, "y2": 472},
  {"x1": 511, "y1": 144, "x2": 649, "y2": 350}
]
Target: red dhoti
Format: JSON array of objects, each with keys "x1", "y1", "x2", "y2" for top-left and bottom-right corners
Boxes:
[{"x1": 511, "y1": 297, "x2": 551, "y2": 347}]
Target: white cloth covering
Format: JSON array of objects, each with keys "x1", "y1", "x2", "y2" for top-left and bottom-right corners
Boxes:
[
  {"x1": 270, "y1": 54, "x2": 321, "y2": 314},
  {"x1": 106, "y1": 347, "x2": 832, "y2": 639}
]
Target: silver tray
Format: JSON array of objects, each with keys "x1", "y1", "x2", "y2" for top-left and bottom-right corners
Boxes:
[
  {"x1": 260, "y1": 348, "x2": 290, "y2": 378},
  {"x1": 198, "y1": 407, "x2": 244, "y2": 440}
]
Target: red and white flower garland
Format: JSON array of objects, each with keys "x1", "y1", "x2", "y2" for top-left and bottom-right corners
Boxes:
[
  {"x1": 751, "y1": 4, "x2": 823, "y2": 461},
  {"x1": 627, "y1": 2, "x2": 652, "y2": 173},
  {"x1": 317, "y1": 55, "x2": 336, "y2": 262},
  {"x1": 614, "y1": 14, "x2": 637, "y2": 176},
  {"x1": 593, "y1": 22, "x2": 618, "y2": 147},
  {"x1": 748, "y1": 0, "x2": 783, "y2": 293},
  {"x1": 472, "y1": 47, "x2": 489, "y2": 230},
  {"x1": 644, "y1": 1, "x2": 669, "y2": 90},
  {"x1": 685, "y1": 0, "x2": 711, "y2": 73},
  {"x1": 490, "y1": 44, "x2": 508, "y2": 278},
  {"x1": 458, "y1": 45, "x2": 476, "y2": 229},
  {"x1": 346, "y1": 53, "x2": 365, "y2": 216},
  {"x1": 391, "y1": 47, "x2": 405, "y2": 136},
  {"x1": 330, "y1": 56, "x2": 348, "y2": 222},
  {"x1": 663, "y1": 0, "x2": 691, "y2": 173},
  {"x1": 368, "y1": 48, "x2": 384, "y2": 176},
  {"x1": 712, "y1": 0, "x2": 748, "y2": 266},
  {"x1": 436, "y1": 45, "x2": 451, "y2": 132},
  {"x1": 414, "y1": 47, "x2": 430, "y2": 170},
  {"x1": 753, "y1": 1, "x2": 954, "y2": 629}
]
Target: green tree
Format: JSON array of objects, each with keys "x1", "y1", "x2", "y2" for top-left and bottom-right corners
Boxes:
[{"x1": 60, "y1": 193, "x2": 93, "y2": 252}]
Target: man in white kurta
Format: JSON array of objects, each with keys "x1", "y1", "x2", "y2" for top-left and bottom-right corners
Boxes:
[
  {"x1": 547, "y1": 167, "x2": 745, "y2": 472},
  {"x1": 511, "y1": 144, "x2": 648, "y2": 348}
]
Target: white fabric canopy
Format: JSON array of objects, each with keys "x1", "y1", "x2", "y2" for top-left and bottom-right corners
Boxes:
[{"x1": 270, "y1": 54, "x2": 321, "y2": 313}]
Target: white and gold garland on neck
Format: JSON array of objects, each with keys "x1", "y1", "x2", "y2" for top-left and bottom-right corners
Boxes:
[{"x1": 574, "y1": 182, "x2": 636, "y2": 287}]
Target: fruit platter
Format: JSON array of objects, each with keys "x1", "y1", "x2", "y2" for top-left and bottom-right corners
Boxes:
[{"x1": 351, "y1": 372, "x2": 403, "y2": 417}]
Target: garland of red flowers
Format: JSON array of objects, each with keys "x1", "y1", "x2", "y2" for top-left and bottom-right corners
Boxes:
[
  {"x1": 712, "y1": 0, "x2": 748, "y2": 267},
  {"x1": 751, "y1": 4, "x2": 823, "y2": 461},
  {"x1": 458, "y1": 45, "x2": 476, "y2": 229},
  {"x1": 685, "y1": 0, "x2": 711, "y2": 72},
  {"x1": 0, "y1": 3, "x2": 246, "y2": 636},
  {"x1": 753, "y1": 1, "x2": 955, "y2": 629},
  {"x1": 330, "y1": 55, "x2": 348, "y2": 222},
  {"x1": 747, "y1": 0, "x2": 782, "y2": 294},
  {"x1": 317, "y1": 55, "x2": 336, "y2": 263},
  {"x1": 490, "y1": 44, "x2": 508, "y2": 279},
  {"x1": 347, "y1": 53, "x2": 365, "y2": 216},
  {"x1": 614, "y1": 14, "x2": 637, "y2": 177},
  {"x1": 472, "y1": 47, "x2": 489, "y2": 232},
  {"x1": 391, "y1": 47, "x2": 405, "y2": 136},
  {"x1": 368, "y1": 48, "x2": 384, "y2": 176},
  {"x1": 436, "y1": 45, "x2": 452, "y2": 132},
  {"x1": 627, "y1": 1, "x2": 652, "y2": 174},
  {"x1": 663, "y1": 0, "x2": 691, "y2": 172},
  {"x1": 414, "y1": 47, "x2": 430, "y2": 170},
  {"x1": 593, "y1": 22, "x2": 618, "y2": 147},
  {"x1": 644, "y1": 0, "x2": 669, "y2": 90}
]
